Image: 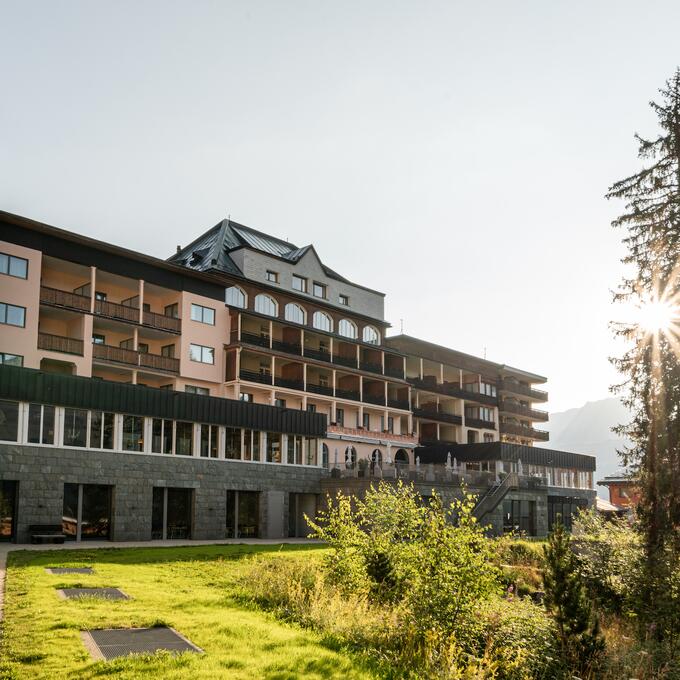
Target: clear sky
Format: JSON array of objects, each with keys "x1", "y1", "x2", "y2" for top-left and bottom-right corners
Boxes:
[{"x1": 2, "y1": 1, "x2": 679, "y2": 412}]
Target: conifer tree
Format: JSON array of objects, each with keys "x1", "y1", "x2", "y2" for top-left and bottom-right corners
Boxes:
[
  {"x1": 606, "y1": 68, "x2": 680, "y2": 639},
  {"x1": 543, "y1": 521, "x2": 604, "y2": 676}
]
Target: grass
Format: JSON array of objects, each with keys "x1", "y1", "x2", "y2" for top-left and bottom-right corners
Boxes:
[{"x1": 0, "y1": 544, "x2": 377, "y2": 680}]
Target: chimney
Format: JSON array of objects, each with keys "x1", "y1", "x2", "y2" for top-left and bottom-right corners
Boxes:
[{"x1": 176, "y1": 245, "x2": 181, "y2": 253}]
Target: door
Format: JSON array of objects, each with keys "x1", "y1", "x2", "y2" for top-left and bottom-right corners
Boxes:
[{"x1": 0, "y1": 481, "x2": 18, "y2": 541}]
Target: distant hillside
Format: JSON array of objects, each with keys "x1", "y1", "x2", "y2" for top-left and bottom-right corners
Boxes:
[{"x1": 543, "y1": 397, "x2": 632, "y2": 499}]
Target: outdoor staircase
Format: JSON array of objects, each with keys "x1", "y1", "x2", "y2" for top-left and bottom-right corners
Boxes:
[{"x1": 473, "y1": 473, "x2": 518, "y2": 521}]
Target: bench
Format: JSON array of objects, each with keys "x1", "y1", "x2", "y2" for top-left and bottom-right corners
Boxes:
[{"x1": 29, "y1": 524, "x2": 66, "y2": 544}]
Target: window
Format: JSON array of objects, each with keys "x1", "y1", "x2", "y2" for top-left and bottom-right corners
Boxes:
[
  {"x1": 292, "y1": 275, "x2": 307, "y2": 292},
  {"x1": 362, "y1": 412, "x2": 370, "y2": 429},
  {"x1": 199, "y1": 424, "x2": 219, "y2": 458},
  {"x1": 225, "y1": 286, "x2": 246, "y2": 308},
  {"x1": 91, "y1": 412, "x2": 115, "y2": 449},
  {"x1": 27, "y1": 404, "x2": 55, "y2": 445},
  {"x1": 288, "y1": 435, "x2": 303, "y2": 465},
  {"x1": 395, "y1": 449, "x2": 409, "y2": 465},
  {"x1": 0, "y1": 253, "x2": 28, "y2": 279},
  {"x1": 63, "y1": 408, "x2": 88, "y2": 447},
  {"x1": 480, "y1": 381, "x2": 497, "y2": 397},
  {"x1": 161, "y1": 344, "x2": 175, "y2": 358},
  {"x1": 225, "y1": 427, "x2": 241, "y2": 459},
  {"x1": 152, "y1": 419, "x2": 173, "y2": 454},
  {"x1": 318, "y1": 374, "x2": 329, "y2": 387},
  {"x1": 312, "y1": 282, "x2": 326, "y2": 299},
  {"x1": 284, "y1": 303, "x2": 306, "y2": 324},
  {"x1": 243, "y1": 429, "x2": 259, "y2": 460},
  {"x1": 239, "y1": 392, "x2": 253, "y2": 402},
  {"x1": 307, "y1": 438, "x2": 318, "y2": 466},
  {"x1": 95, "y1": 291, "x2": 107, "y2": 301},
  {"x1": 164, "y1": 303, "x2": 179, "y2": 318},
  {"x1": 338, "y1": 294, "x2": 349, "y2": 306},
  {"x1": 362, "y1": 326, "x2": 380, "y2": 345},
  {"x1": 265, "y1": 432, "x2": 281, "y2": 463},
  {"x1": 312, "y1": 311, "x2": 332, "y2": 332},
  {"x1": 189, "y1": 343, "x2": 214, "y2": 364},
  {"x1": 190, "y1": 303, "x2": 215, "y2": 325},
  {"x1": 307, "y1": 404, "x2": 316, "y2": 413},
  {"x1": 137, "y1": 342, "x2": 149, "y2": 354},
  {"x1": 265, "y1": 270, "x2": 279, "y2": 283},
  {"x1": 185, "y1": 384, "x2": 209, "y2": 395},
  {"x1": 338, "y1": 319, "x2": 357, "y2": 339},
  {"x1": 0, "y1": 401, "x2": 19, "y2": 441},
  {"x1": 344, "y1": 446, "x2": 357, "y2": 468},
  {"x1": 259, "y1": 361, "x2": 271, "y2": 376},
  {"x1": 175, "y1": 421, "x2": 194, "y2": 455},
  {"x1": 122, "y1": 415, "x2": 144, "y2": 451},
  {"x1": 0, "y1": 303, "x2": 25, "y2": 327},
  {"x1": 92, "y1": 334, "x2": 105, "y2": 345},
  {"x1": 275, "y1": 398, "x2": 286, "y2": 408},
  {"x1": 254, "y1": 294, "x2": 277, "y2": 317},
  {"x1": 0, "y1": 353, "x2": 22, "y2": 367},
  {"x1": 336, "y1": 408, "x2": 344, "y2": 426},
  {"x1": 484, "y1": 433, "x2": 495, "y2": 443}
]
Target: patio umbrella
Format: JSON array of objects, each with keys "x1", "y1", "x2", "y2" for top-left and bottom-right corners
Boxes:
[{"x1": 446, "y1": 452, "x2": 452, "y2": 469}]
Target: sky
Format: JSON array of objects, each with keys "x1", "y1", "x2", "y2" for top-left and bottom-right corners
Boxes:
[{"x1": 1, "y1": 1, "x2": 679, "y2": 413}]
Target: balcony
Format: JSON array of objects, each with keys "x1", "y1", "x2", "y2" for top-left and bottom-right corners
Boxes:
[
  {"x1": 274, "y1": 376, "x2": 304, "y2": 390},
  {"x1": 500, "y1": 422, "x2": 550, "y2": 441},
  {"x1": 93, "y1": 344, "x2": 179, "y2": 373},
  {"x1": 360, "y1": 360, "x2": 382, "y2": 374},
  {"x1": 465, "y1": 417, "x2": 497, "y2": 430},
  {"x1": 384, "y1": 364, "x2": 405, "y2": 380},
  {"x1": 333, "y1": 354, "x2": 357, "y2": 369},
  {"x1": 335, "y1": 387, "x2": 361, "y2": 401},
  {"x1": 408, "y1": 377, "x2": 499, "y2": 406},
  {"x1": 142, "y1": 310, "x2": 181, "y2": 334},
  {"x1": 387, "y1": 398, "x2": 409, "y2": 410},
  {"x1": 40, "y1": 286, "x2": 90, "y2": 312},
  {"x1": 327, "y1": 424, "x2": 418, "y2": 446},
  {"x1": 413, "y1": 407, "x2": 462, "y2": 426},
  {"x1": 306, "y1": 383, "x2": 333, "y2": 397},
  {"x1": 241, "y1": 331, "x2": 270, "y2": 349},
  {"x1": 239, "y1": 369, "x2": 273, "y2": 385},
  {"x1": 304, "y1": 348, "x2": 331, "y2": 362},
  {"x1": 499, "y1": 379, "x2": 548, "y2": 402},
  {"x1": 37, "y1": 332, "x2": 84, "y2": 356},
  {"x1": 94, "y1": 299, "x2": 139, "y2": 323},
  {"x1": 499, "y1": 401, "x2": 549, "y2": 421},
  {"x1": 272, "y1": 339, "x2": 302, "y2": 355},
  {"x1": 363, "y1": 393, "x2": 386, "y2": 407}
]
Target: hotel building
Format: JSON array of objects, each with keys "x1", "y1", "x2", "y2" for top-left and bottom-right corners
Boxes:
[{"x1": 0, "y1": 210, "x2": 595, "y2": 542}]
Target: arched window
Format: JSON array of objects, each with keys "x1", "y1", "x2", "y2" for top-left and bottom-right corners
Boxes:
[
  {"x1": 345, "y1": 445, "x2": 357, "y2": 469},
  {"x1": 371, "y1": 449, "x2": 382, "y2": 466},
  {"x1": 225, "y1": 286, "x2": 246, "y2": 309},
  {"x1": 312, "y1": 311, "x2": 332, "y2": 333},
  {"x1": 338, "y1": 319, "x2": 357, "y2": 339},
  {"x1": 322, "y1": 443, "x2": 329, "y2": 469},
  {"x1": 395, "y1": 449, "x2": 409, "y2": 465},
  {"x1": 284, "y1": 303, "x2": 306, "y2": 324},
  {"x1": 363, "y1": 325, "x2": 380, "y2": 345},
  {"x1": 254, "y1": 294, "x2": 278, "y2": 317}
]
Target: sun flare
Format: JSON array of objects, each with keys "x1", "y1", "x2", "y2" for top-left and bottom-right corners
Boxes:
[{"x1": 636, "y1": 299, "x2": 677, "y2": 333}]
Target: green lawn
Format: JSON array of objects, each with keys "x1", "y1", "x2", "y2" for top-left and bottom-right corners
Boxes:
[{"x1": 0, "y1": 544, "x2": 376, "y2": 680}]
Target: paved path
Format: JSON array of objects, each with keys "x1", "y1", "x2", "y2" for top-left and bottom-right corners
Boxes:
[{"x1": 0, "y1": 538, "x2": 319, "y2": 622}]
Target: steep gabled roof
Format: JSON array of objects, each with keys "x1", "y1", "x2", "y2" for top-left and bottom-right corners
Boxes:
[{"x1": 167, "y1": 217, "x2": 363, "y2": 289}]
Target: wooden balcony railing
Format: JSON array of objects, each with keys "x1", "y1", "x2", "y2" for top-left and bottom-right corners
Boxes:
[
  {"x1": 499, "y1": 401, "x2": 549, "y2": 421},
  {"x1": 94, "y1": 299, "x2": 140, "y2": 323},
  {"x1": 39, "y1": 286, "x2": 90, "y2": 312},
  {"x1": 499, "y1": 379, "x2": 548, "y2": 402},
  {"x1": 92, "y1": 344, "x2": 179, "y2": 373},
  {"x1": 500, "y1": 422, "x2": 550, "y2": 441},
  {"x1": 37, "y1": 332, "x2": 84, "y2": 356},
  {"x1": 142, "y1": 310, "x2": 181, "y2": 334}
]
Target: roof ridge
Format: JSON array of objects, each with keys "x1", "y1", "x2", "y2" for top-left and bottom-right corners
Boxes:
[{"x1": 231, "y1": 221, "x2": 298, "y2": 251}]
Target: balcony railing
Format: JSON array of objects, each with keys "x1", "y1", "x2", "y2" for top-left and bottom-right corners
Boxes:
[
  {"x1": 500, "y1": 422, "x2": 550, "y2": 441},
  {"x1": 333, "y1": 354, "x2": 358, "y2": 369},
  {"x1": 272, "y1": 339, "x2": 302, "y2": 355},
  {"x1": 241, "y1": 331, "x2": 270, "y2": 348},
  {"x1": 335, "y1": 387, "x2": 361, "y2": 401},
  {"x1": 92, "y1": 344, "x2": 179, "y2": 373},
  {"x1": 303, "y1": 348, "x2": 331, "y2": 362},
  {"x1": 384, "y1": 364, "x2": 405, "y2": 380},
  {"x1": 360, "y1": 360, "x2": 382, "y2": 374},
  {"x1": 413, "y1": 407, "x2": 462, "y2": 425},
  {"x1": 274, "y1": 376, "x2": 304, "y2": 390},
  {"x1": 139, "y1": 352, "x2": 180, "y2": 373},
  {"x1": 239, "y1": 369, "x2": 273, "y2": 385},
  {"x1": 94, "y1": 299, "x2": 140, "y2": 323},
  {"x1": 37, "y1": 332, "x2": 84, "y2": 356},
  {"x1": 465, "y1": 417, "x2": 497, "y2": 430},
  {"x1": 409, "y1": 377, "x2": 499, "y2": 406},
  {"x1": 499, "y1": 401, "x2": 549, "y2": 421},
  {"x1": 40, "y1": 286, "x2": 90, "y2": 312},
  {"x1": 363, "y1": 393, "x2": 386, "y2": 406},
  {"x1": 306, "y1": 383, "x2": 333, "y2": 396},
  {"x1": 142, "y1": 310, "x2": 181, "y2": 334},
  {"x1": 499, "y1": 379, "x2": 548, "y2": 402},
  {"x1": 387, "y1": 398, "x2": 410, "y2": 410}
]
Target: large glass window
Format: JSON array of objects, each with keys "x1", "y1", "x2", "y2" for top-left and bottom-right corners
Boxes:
[
  {"x1": 225, "y1": 427, "x2": 241, "y2": 459},
  {"x1": 62, "y1": 483, "x2": 112, "y2": 541},
  {"x1": 0, "y1": 303, "x2": 26, "y2": 327},
  {"x1": 199, "y1": 424, "x2": 218, "y2": 458},
  {"x1": 225, "y1": 286, "x2": 246, "y2": 308},
  {"x1": 90, "y1": 411, "x2": 115, "y2": 449},
  {"x1": 122, "y1": 415, "x2": 144, "y2": 451},
  {"x1": 284, "y1": 303, "x2": 306, "y2": 324},
  {"x1": 292, "y1": 275, "x2": 307, "y2": 292},
  {"x1": 27, "y1": 404, "x2": 55, "y2": 445},
  {"x1": 0, "y1": 353, "x2": 23, "y2": 367},
  {"x1": 189, "y1": 343, "x2": 215, "y2": 364},
  {"x1": 152, "y1": 419, "x2": 173, "y2": 454},
  {"x1": 0, "y1": 253, "x2": 28, "y2": 279},
  {"x1": 502, "y1": 499, "x2": 536, "y2": 535},
  {"x1": 63, "y1": 408, "x2": 88, "y2": 447},
  {"x1": 287, "y1": 435, "x2": 302, "y2": 465},
  {"x1": 226, "y1": 490, "x2": 259, "y2": 538},
  {"x1": 175, "y1": 422, "x2": 194, "y2": 456},
  {"x1": 266, "y1": 432, "x2": 281, "y2": 463},
  {"x1": 338, "y1": 319, "x2": 357, "y2": 339},
  {"x1": 306, "y1": 438, "x2": 318, "y2": 466},
  {"x1": 312, "y1": 311, "x2": 332, "y2": 332},
  {"x1": 190, "y1": 303, "x2": 215, "y2": 325},
  {"x1": 153, "y1": 487, "x2": 193, "y2": 540},
  {"x1": 362, "y1": 326, "x2": 380, "y2": 345},
  {"x1": 254, "y1": 294, "x2": 277, "y2": 316},
  {"x1": 0, "y1": 401, "x2": 19, "y2": 442},
  {"x1": 243, "y1": 429, "x2": 259, "y2": 461}
]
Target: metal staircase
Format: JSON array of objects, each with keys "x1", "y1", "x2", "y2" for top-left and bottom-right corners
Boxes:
[{"x1": 473, "y1": 473, "x2": 518, "y2": 520}]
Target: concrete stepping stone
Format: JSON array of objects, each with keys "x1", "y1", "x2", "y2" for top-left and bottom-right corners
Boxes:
[
  {"x1": 46, "y1": 567, "x2": 94, "y2": 575},
  {"x1": 81, "y1": 626, "x2": 203, "y2": 661},
  {"x1": 58, "y1": 588, "x2": 129, "y2": 600}
]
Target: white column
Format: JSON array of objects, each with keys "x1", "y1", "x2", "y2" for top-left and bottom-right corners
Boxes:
[{"x1": 138, "y1": 279, "x2": 144, "y2": 324}]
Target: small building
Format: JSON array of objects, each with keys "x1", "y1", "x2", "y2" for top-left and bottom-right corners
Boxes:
[{"x1": 597, "y1": 474, "x2": 640, "y2": 509}]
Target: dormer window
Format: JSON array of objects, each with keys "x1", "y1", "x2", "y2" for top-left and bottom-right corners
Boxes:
[
  {"x1": 266, "y1": 270, "x2": 279, "y2": 283},
  {"x1": 313, "y1": 282, "x2": 326, "y2": 299},
  {"x1": 292, "y1": 275, "x2": 307, "y2": 293},
  {"x1": 339, "y1": 294, "x2": 349, "y2": 306}
]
